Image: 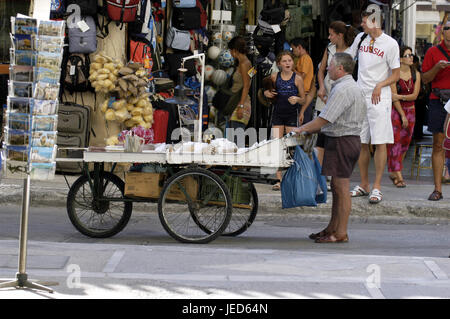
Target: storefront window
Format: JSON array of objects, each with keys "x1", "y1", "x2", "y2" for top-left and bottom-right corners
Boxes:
[{"x1": 0, "y1": 0, "x2": 31, "y2": 63}]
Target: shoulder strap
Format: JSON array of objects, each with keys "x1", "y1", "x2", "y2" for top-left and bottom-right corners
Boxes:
[
  {"x1": 355, "y1": 33, "x2": 368, "y2": 59},
  {"x1": 437, "y1": 44, "x2": 450, "y2": 61}
]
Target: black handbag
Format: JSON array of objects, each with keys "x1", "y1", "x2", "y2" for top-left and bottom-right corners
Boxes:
[
  {"x1": 172, "y1": 7, "x2": 202, "y2": 30},
  {"x1": 165, "y1": 51, "x2": 196, "y2": 82},
  {"x1": 260, "y1": 7, "x2": 285, "y2": 25}
]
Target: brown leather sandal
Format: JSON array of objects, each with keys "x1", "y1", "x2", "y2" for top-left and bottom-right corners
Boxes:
[
  {"x1": 308, "y1": 230, "x2": 329, "y2": 240},
  {"x1": 315, "y1": 233, "x2": 349, "y2": 243},
  {"x1": 428, "y1": 190, "x2": 443, "y2": 201}
]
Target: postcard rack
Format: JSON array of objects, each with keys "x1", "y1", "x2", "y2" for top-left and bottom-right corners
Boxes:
[
  {"x1": 0, "y1": 16, "x2": 65, "y2": 294},
  {"x1": 1, "y1": 17, "x2": 65, "y2": 181}
]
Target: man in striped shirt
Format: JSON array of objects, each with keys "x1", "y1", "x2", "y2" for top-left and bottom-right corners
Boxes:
[{"x1": 293, "y1": 52, "x2": 367, "y2": 243}]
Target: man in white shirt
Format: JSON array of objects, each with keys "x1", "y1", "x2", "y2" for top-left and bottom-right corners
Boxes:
[{"x1": 348, "y1": 7, "x2": 400, "y2": 204}]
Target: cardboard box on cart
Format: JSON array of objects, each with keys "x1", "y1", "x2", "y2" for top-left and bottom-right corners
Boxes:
[{"x1": 125, "y1": 172, "x2": 198, "y2": 200}]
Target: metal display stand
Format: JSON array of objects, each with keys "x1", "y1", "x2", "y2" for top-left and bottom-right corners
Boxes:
[
  {"x1": 0, "y1": 176, "x2": 56, "y2": 293},
  {"x1": 0, "y1": 16, "x2": 64, "y2": 294}
]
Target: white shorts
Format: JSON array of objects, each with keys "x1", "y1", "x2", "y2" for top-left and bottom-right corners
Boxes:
[{"x1": 360, "y1": 97, "x2": 394, "y2": 145}]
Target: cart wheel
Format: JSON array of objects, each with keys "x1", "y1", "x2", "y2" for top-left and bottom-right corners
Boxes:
[
  {"x1": 222, "y1": 182, "x2": 258, "y2": 237},
  {"x1": 158, "y1": 168, "x2": 232, "y2": 244},
  {"x1": 67, "y1": 172, "x2": 132, "y2": 238}
]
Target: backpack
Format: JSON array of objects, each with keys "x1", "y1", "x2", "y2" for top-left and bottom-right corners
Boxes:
[
  {"x1": 353, "y1": 33, "x2": 368, "y2": 81},
  {"x1": 252, "y1": 26, "x2": 274, "y2": 57},
  {"x1": 106, "y1": 0, "x2": 140, "y2": 27},
  {"x1": 62, "y1": 53, "x2": 93, "y2": 93},
  {"x1": 129, "y1": 37, "x2": 152, "y2": 64},
  {"x1": 128, "y1": 0, "x2": 152, "y2": 36},
  {"x1": 66, "y1": 0, "x2": 98, "y2": 16},
  {"x1": 50, "y1": 0, "x2": 66, "y2": 19}
]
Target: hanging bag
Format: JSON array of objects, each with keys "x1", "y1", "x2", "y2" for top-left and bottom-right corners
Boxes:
[
  {"x1": 312, "y1": 151, "x2": 328, "y2": 204},
  {"x1": 281, "y1": 146, "x2": 318, "y2": 208},
  {"x1": 129, "y1": 0, "x2": 153, "y2": 36},
  {"x1": 172, "y1": 6, "x2": 202, "y2": 30},
  {"x1": 129, "y1": 37, "x2": 152, "y2": 64},
  {"x1": 68, "y1": 16, "x2": 97, "y2": 53},
  {"x1": 106, "y1": 0, "x2": 140, "y2": 25},
  {"x1": 166, "y1": 27, "x2": 191, "y2": 51},
  {"x1": 260, "y1": 7, "x2": 285, "y2": 25},
  {"x1": 62, "y1": 53, "x2": 93, "y2": 93},
  {"x1": 173, "y1": 0, "x2": 196, "y2": 7}
]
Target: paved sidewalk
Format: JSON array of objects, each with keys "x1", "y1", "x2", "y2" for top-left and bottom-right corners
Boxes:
[{"x1": 0, "y1": 141, "x2": 449, "y2": 221}]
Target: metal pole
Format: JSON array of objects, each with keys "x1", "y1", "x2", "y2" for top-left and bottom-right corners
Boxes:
[
  {"x1": 18, "y1": 175, "x2": 31, "y2": 275},
  {"x1": 0, "y1": 175, "x2": 56, "y2": 293}
]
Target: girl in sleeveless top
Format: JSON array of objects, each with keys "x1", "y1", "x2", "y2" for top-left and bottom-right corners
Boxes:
[
  {"x1": 264, "y1": 51, "x2": 306, "y2": 190},
  {"x1": 387, "y1": 46, "x2": 421, "y2": 188}
]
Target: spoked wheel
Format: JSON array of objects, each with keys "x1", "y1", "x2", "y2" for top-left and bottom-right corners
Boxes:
[
  {"x1": 158, "y1": 168, "x2": 232, "y2": 244},
  {"x1": 67, "y1": 172, "x2": 132, "y2": 238},
  {"x1": 222, "y1": 182, "x2": 258, "y2": 237}
]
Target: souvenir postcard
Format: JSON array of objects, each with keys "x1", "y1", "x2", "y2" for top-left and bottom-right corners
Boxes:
[
  {"x1": 9, "y1": 65, "x2": 33, "y2": 82},
  {"x1": 11, "y1": 49, "x2": 35, "y2": 66},
  {"x1": 7, "y1": 97, "x2": 32, "y2": 114},
  {"x1": 13, "y1": 34, "x2": 34, "y2": 51},
  {"x1": 33, "y1": 100, "x2": 58, "y2": 115},
  {"x1": 13, "y1": 17, "x2": 38, "y2": 35},
  {"x1": 34, "y1": 82, "x2": 60, "y2": 100},
  {"x1": 36, "y1": 51, "x2": 62, "y2": 72},
  {"x1": 32, "y1": 114, "x2": 58, "y2": 131},
  {"x1": 6, "y1": 129, "x2": 31, "y2": 146},
  {"x1": 38, "y1": 20, "x2": 65, "y2": 37},
  {"x1": 30, "y1": 162, "x2": 56, "y2": 180},
  {"x1": 31, "y1": 131, "x2": 57, "y2": 148},
  {"x1": 35, "y1": 36, "x2": 64, "y2": 53},
  {"x1": 8, "y1": 81, "x2": 33, "y2": 98},
  {"x1": 34, "y1": 66, "x2": 61, "y2": 84},
  {"x1": 30, "y1": 146, "x2": 57, "y2": 163},
  {"x1": 6, "y1": 145, "x2": 29, "y2": 162},
  {"x1": 7, "y1": 113, "x2": 31, "y2": 131}
]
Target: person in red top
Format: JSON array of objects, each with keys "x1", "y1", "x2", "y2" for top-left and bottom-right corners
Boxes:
[{"x1": 422, "y1": 21, "x2": 450, "y2": 201}]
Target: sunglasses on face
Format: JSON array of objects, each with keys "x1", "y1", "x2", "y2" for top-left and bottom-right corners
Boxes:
[
  {"x1": 403, "y1": 54, "x2": 413, "y2": 58},
  {"x1": 444, "y1": 26, "x2": 450, "y2": 30}
]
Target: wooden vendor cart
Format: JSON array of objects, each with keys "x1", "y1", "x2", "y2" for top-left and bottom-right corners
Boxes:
[{"x1": 60, "y1": 133, "x2": 315, "y2": 244}]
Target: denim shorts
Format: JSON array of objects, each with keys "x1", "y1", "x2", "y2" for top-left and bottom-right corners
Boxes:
[{"x1": 427, "y1": 99, "x2": 447, "y2": 133}]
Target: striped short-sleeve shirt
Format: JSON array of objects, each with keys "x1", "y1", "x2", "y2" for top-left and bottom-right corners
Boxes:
[{"x1": 319, "y1": 74, "x2": 367, "y2": 137}]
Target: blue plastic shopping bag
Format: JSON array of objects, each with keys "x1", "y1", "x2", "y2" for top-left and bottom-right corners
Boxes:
[
  {"x1": 312, "y1": 151, "x2": 327, "y2": 204},
  {"x1": 281, "y1": 146, "x2": 318, "y2": 208}
]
